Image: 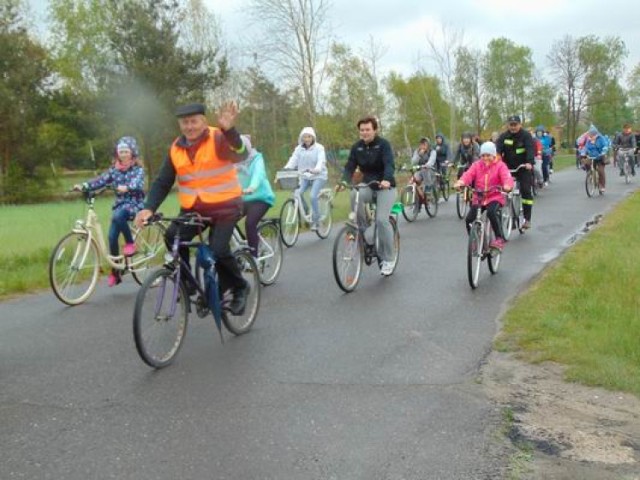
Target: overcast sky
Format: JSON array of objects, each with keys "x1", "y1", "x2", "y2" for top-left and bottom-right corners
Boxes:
[
  {"x1": 28, "y1": 0, "x2": 640, "y2": 81},
  {"x1": 207, "y1": 0, "x2": 640, "y2": 81}
]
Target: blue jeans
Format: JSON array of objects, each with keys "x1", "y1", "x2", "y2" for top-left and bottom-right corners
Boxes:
[
  {"x1": 109, "y1": 207, "x2": 134, "y2": 256},
  {"x1": 297, "y1": 177, "x2": 327, "y2": 223}
]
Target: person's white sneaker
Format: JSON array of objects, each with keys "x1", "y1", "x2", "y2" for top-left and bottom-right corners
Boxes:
[{"x1": 380, "y1": 260, "x2": 395, "y2": 276}]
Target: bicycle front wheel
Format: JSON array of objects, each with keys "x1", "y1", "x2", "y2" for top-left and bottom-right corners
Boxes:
[
  {"x1": 385, "y1": 216, "x2": 400, "y2": 275},
  {"x1": 279, "y1": 198, "x2": 300, "y2": 247},
  {"x1": 133, "y1": 268, "x2": 188, "y2": 369},
  {"x1": 455, "y1": 190, "x2": 467, "y2": 219},
  {"x1": 487, "y1": 227, "x2": 501, "y2": 274},
  {"x1": 585, "y1": 171, "x2": 596, "y2": 197},
  {"x1": 467, "y1": 223, "x2": 483, "y2": 289},
  {"x1": 425, "y1": 187, "x2": 438, "y2": 217},
  {"x1": 624, "y1": 160, "x2": 631, "y2": 184},
  {"x1": 222, "y1": 250, "x2": 261, "y2": 335},
  {"x1": 440, "y1": 179, "x2": 450, "y2": 201},
  {"x1": 256, "y1": 221, "x2": 283, "y2": 285},
  {"x1": 49, "y1": 232, "x2": 101, "y2": 305},
  {"x1": 131, "y1": 223, "x2": 166, "y2": 285},
  {"x1": 502, "y1": 201, "x2": 513, "y2": 240},
  {"x1": 332, "y1": 225, "x2": 363, "y2": 293},
  {"x1": 401, "y1": 186, "x2": 419, "y2": 222},
  {"x1": 316, "y1": 193, "x2": 333, "y2": 239}
]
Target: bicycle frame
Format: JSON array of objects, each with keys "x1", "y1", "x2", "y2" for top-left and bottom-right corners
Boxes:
[
  {"x1": 231, "y1": 224, "x2": 276, "y2": 266},
  {"x1": 71, "y1": 195, "x2": 154, "y2": 272},
  {"x1": 287, "y1": 186, "x2": 333, "y2": 226}
]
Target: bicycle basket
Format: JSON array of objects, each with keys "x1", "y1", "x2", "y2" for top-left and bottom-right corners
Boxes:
[{"x1": 275, "y1": 170, "x2": 299, "y2": 190}]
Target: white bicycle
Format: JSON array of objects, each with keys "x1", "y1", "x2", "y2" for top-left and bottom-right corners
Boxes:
[
  {"x1": 49, "y1": 187, "x2": 166, "y2": 305},
  {"x1": 276, "y1": 170, "x2": 333, "y2": 247}
]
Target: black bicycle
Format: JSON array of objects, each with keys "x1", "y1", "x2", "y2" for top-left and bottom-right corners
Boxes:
[{"x1": 133, "y1": 213, "x2": 261, "y2": 368}]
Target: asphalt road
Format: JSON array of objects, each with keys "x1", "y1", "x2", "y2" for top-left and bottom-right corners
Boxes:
[{"x1": 2, "y1": 165, "x2": 637, "y2": 479}]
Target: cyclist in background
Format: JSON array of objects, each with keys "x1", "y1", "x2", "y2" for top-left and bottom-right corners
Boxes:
[
  {"x1": 283, "y1": 127, "x2": 328, "y2": 231},
  {"x1": 453, "y1": 132, "x2": 479, "y2": 179},
  {"x1": 579, "y1": 125, "x2": 609, "y2": 193},
  {"x1": 495, "y1": 115, "x2": 535, "y2": 229},
  {"x1": 74, "y1": 136, "x2": 145, "y2": 287},
  {"x1": 236, "y1": 135, "x2": 275, "y2": 257},
  {"x1": 339, "y1": 115, "x2": 397, "y2": 276},
  {"x1": 613, "y1": 123, "x2": 636, "y2": 176},
  {"x1": 411, "y1": 136, "x2": 436, "y2": 188},
  {"x1": 434, "y1": 133, "x2": 450, "y2": 175},
  {"x1": 535, "y1": 125, "x2": 553, "y2": 186},
  {"x1": 454, "y1": 141, "x2": 514, "y2": 252},
  {"x1": 134, "y1": 102, "x2": 251, "y2": 315}
]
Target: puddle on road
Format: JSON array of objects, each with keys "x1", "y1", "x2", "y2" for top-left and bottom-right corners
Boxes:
[{"x1": 539, "y1": 214, "x2": 603, "y2": 263}]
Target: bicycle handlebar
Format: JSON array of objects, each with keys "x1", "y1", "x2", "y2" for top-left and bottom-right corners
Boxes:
[{"x1": 509, "y1": 164, "x2": 528, "y2": 173}]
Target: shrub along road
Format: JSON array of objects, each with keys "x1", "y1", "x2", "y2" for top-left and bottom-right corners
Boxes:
[{"x1": 1, "y1": 166, "x2": 637, "y2": 479}]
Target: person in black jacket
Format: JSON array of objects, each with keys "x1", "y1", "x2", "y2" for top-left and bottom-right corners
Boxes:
[
  {"x1": 340, "y1": 116, "x2": 397, "y2": 276},
  {"x1": 495, "y1": 115, "x2": 535, "y2": 229}
]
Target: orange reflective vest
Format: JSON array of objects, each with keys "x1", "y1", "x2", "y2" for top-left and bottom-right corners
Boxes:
[{"x1": 170, "y1": 127, "x2": 242, "y2": 209}]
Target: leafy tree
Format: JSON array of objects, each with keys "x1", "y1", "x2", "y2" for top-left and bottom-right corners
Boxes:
[
  {"x1": 0, "y1": 0, "x2": 52, "y2": 201},
  {"x1": 247, "y1": 0, "x2": 332, "y2": 125},
  {"x1": 483, "y1": 38, "x2": 534, "y2": 129},
  {"x1": 454, "y1": 46, "x2": 486, "y2": 137},
  {"x1": 527, "y1": 80, "x2": 556, "y2": 130},
  {"x1": 386, "y1": 72, "x2": 451, "y2": 155}
]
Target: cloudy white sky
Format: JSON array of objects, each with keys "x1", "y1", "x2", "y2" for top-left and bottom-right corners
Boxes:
[
  {"x1": 28, "y1": 0, "x2": 640, "y2": 81},
  {"x1": 207, "y1": 0, "x2": 640, "y2": 80}
]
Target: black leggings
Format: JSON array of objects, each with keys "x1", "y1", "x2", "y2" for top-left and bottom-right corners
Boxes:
[
  {"x1": 465, "y1": 201, "x2": 504, "y2": 241},
  {"x1": 165, "y1": 210, "x2": 246, "y2": 293},
  {"x1": 242, "y1": 201, "x2": 270, "y2": 257},
  {"x1": 514, "y1": 167, "x2": 533, "y2": 221}
]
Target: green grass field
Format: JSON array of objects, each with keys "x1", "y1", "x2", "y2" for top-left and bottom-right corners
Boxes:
[{"x1": 496, "y1": 189, "x2": 640, "y2": 396}]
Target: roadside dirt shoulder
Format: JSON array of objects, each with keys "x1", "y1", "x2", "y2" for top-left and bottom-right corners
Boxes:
[{"x1": 483, "y1": 351, "x2": 640, "y2": 479}]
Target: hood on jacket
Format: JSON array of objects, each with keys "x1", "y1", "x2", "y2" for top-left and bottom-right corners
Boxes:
[
  {"x1": 588, "y1": 125, "x2": 599, "y2": 136},
  {"x1": 298, "y1": 127, "x2": 317, "y2": 145},
  {"x1": 535, "y1": 125, "x2": 545, "y2": 133}
]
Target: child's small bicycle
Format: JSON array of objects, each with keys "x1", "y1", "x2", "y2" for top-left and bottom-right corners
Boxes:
[
  {"x1": 49, "y1": 187, "x2": 166, "y2": 305},
  {"x1": 466, "y1": 187, "x2": 506, "y2": 289}
]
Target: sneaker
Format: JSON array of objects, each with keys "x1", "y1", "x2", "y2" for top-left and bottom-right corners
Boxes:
[
  {"x1": 380, "y1": 260, "x2": 395, "y2": 276},
  {"x1": 123, "y1": 242, "x2": 137, "y2": 256},
  {"x1": 228, "y1": 283, "x2": 250, "y2": 316},
  {"x1": 310, "y1": 222, "x2": 319, "y2": 231},
  {"x1": 521, "y1": 220, "x2": 531, "y2": 230},
  {"x1": 599, "y1": 188, "x2": 605, "y2": 194},
  {"x1": 549, "y1": 169, "x2": 554, "y2": 174},
  {"x1": 107, "y1": 272, "x2": 122, "y2": 287},
  {"x1": 489, "y1": 238, "x2": 505, "y2": 251},
  {"x1": 543, "y1": 181, "x2": 549, "y2": 187}
]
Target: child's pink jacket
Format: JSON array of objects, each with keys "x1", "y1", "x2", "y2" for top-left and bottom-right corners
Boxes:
[{"x1": 459, "y1": 158, "x2": 514, "y2": 206}]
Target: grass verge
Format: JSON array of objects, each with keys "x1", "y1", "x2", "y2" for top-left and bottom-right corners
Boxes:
[{"x1": 496, "y1": 190, "x2": 640, "y2": 397}]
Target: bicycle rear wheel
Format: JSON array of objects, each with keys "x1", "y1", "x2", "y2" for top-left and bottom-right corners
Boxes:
[
  {"x1": 222, "y1": 250, "x2": 260, "y2": 335},
  {"x1": 332, "y1": 225, "x2": 363, "y2": 293},
  {"x1": 316, "y1": 192, "x2": 333, "y2": 238},
  {"x1": 425, "y1": 187, "x2": 438, "y2": 217},
  {"x1": 467, "y1": 223, "x2": 483, "y2": 289},
  {"x1": 133, "y1": 268, "x2": 188, "y2": 368},
  {"x1": 49, "y1": 232, "x2": 101, "y2": 305},
  {"x1": 279, "y1": 198, "x2": 299, "y2": 247},
  {"x1": 401, "y1": 186, "x2": 419, "y2": 222},
  {"x1": 256, "y1": 221, "x2": 283, "y2": 285},
  {"x1": 131, "y1": 223, "x2": 166, "y2": 285}
]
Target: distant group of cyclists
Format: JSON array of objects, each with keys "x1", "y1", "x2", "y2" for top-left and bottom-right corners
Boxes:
[{"x1": 73, "y1": 98, "x2": 638, "y2": 313}]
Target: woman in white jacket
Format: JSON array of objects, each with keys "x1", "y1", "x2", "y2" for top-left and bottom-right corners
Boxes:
[{"x1": 284, "y1": 127, "x2": 328, "y2": 230}]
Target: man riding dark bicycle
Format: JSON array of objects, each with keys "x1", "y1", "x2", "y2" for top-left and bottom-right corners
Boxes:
[
  {"x1": 135, "y1": 101, "x2": 251, "y2": 315},
  {"x1": 338, "y1": 116, "x2": 397, "y2": 276},
  {"x1": 496, "y1": 115, "x2": 535, "y2": 230}
]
